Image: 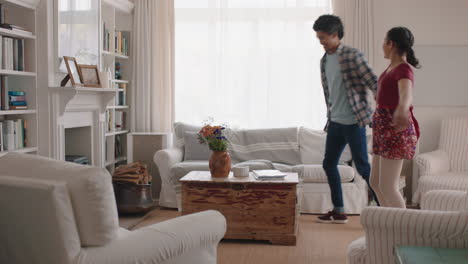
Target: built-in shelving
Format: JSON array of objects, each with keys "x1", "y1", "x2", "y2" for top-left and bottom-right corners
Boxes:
[
  {"x1": 0, "y1": 146, "x2": 38, "y2": 154},
  {"x1": 0, "y1": 1, "x2": 39, "y2": 154},
  {"x1": 106, "y1": 130, "x2": 129, "y2": 137},
  {"x1": 101, "y1": 0, "x2": 133, "y2": 173},
  {"x1": 107, "y1": 105, "x2": 129, "y2": 109},
  {"x1": 0, "y1": 110, "x2": 37, "y2": 115},
  {"x1": 0, "y1": 69, "x2": 36, "y2": 77},
  {"x1": 0, "y1": 27, "x2": 36, "y2": 39},
  {"x1": 111, "y1": 79, "x2": 129, "y2": 84}
]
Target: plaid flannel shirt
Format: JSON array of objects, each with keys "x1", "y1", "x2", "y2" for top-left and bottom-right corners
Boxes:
[{"x1": 321, "y1": 44, "x2": 378, "y2": 129}]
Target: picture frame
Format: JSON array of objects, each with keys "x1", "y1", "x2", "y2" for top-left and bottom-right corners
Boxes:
[
  {"x1": 63, "y1": 56, "x2": 84, "y2": 87},
  {"x1": 78, "y1": 64, "x2": 102, "y2": 88}
]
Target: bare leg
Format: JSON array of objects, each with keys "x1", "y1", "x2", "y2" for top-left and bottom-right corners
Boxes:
[
  {"x1": 379, "y1": 157, "x2": 406, "y2": 208},
  {"x1": 370, "y1": 155, "x2": 386, "y2": 206}
]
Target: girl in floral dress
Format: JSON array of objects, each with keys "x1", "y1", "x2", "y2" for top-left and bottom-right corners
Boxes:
[{"x1": 370, "y1": 27, "x2": 420, "y2": 208}]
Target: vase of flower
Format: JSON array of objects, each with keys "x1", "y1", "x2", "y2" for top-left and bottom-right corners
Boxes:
[
  {"x1": 209, "y1": 151, "x2": 231, "y2": 178},
  {"x1": 198, "y1": 124, "x2": 231, "y2": 178}
]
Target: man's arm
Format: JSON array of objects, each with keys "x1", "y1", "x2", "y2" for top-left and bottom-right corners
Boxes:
[{"x1": 355, "y1": 51, "x2": 378, "y2": 96}]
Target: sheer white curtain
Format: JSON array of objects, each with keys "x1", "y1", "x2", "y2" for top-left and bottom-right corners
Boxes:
[
  {"x1": 175, "y1": 0, "x2": 331, "y2": 129},
  {"x1": 332, "y1": 0, "x2": 374, "y2": 65},
  {"x1": 132, "y1": 0, "x2": 175, "y2": 132}
]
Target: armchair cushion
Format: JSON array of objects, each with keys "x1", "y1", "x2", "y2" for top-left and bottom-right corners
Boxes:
[
  {"x1": 296, "y1": 164, "x2": 354, "y2": 183},
  {"x1": 0, "y1": 153, "x2": 119, "y2": 247},
  {"x1": 77, "y1": 210, "x2": 226, "y2": 264},
  {"x1": 415, "y1": 149, "x2": 450, "y2": 176},
  {"x1": 0, "y1": 176, "x2": 81, "y2": 264},
  {"x1": 413, "y1": 173, "x2": 468, "y2": 203},
  {"x1": 421, "y1": 190, "x2": 468, "y2": 211}
]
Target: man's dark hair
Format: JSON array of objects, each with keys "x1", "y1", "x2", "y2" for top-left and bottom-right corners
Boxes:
[{"x1": 313, "y1": 14, "x2": 344, "y2": 39}]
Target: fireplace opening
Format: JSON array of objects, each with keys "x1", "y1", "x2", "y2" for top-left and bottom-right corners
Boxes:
[{"x1": 65, "y1": 126, "x2": 92, "y2": 165}]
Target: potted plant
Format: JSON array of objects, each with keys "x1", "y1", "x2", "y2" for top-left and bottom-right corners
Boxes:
[{"x1": 198, "y1": 125, "x2": 231, "y2": 178}]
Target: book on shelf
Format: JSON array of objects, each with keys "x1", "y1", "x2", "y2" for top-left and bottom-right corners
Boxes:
[
  {"x1": 114, "y1": 111, "x2": 126, "y2": 131},
  {"x1": 115, "y1": 31, "x2": 129, "y2": 56},
  {"x1": 115, "y1": 83, "x2": 127, "y2": 106},
  {"x1": 253, "y1": 170, "x2": 287, "y2": 180},
  {"x1": 103, "y1": 22, "x2": 110, "y2": 52},
  {"x1": 0, "y1": 36, "x2": 24, "y2": 71},
  {"x1": 0, "y1": 76, "x2": 9, "y2": 110},
  {"x1": 0, "y1": 118, "x2": 26, "y2": 151},
  {"x1": 106, "y1": 109, "x2": 113, "y2": 132}
]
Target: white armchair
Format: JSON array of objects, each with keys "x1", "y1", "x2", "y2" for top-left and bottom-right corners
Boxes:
[
  {"x1": 347, "y1": 190, "x2": 468, "y2": 264},
  {"x1": 0, "y1": 153, "x2": 226, "y2": 264},
  {"x1": 413, "y1": 117, "x2": 468, "y2": 204}
]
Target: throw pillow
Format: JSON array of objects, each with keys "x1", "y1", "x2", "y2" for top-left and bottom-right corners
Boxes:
[{"x1": 183, "y1": 131, "x2": 211, "y2": 161}]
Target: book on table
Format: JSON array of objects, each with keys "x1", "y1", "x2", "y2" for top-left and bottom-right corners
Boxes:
[{"x1": 253, "y1": 170, "x2": 287, "y2": 180}]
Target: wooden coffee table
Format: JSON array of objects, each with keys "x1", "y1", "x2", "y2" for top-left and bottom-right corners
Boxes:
[{"x1": 180, "y1": 171, "x2": 300, "y2": 245}]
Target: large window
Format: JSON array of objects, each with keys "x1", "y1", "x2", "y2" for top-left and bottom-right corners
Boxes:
[
  {"x1": 57, "y1": 0, "x2": 99, "y2": 71},
  {"x1": 175, "y1": 0, "x2": 331, "y2": 129}
]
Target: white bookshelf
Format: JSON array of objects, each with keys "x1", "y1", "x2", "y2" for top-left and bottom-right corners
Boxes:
[
  {"x1": 0, "y1": 0, "x2": 38, "y2": 154},
  {"x1": 101, "y1": 0, "x2": 133, "y2": 172}
]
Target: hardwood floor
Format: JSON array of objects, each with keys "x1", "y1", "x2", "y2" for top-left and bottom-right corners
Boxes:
[{"x1": 132, "y1": 207, "x2": 364, "y2": 264}]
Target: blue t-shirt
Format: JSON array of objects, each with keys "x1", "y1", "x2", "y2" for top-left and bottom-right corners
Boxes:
[{"x1": 325, "y1": 53, "x2": 357, "y2": 125}]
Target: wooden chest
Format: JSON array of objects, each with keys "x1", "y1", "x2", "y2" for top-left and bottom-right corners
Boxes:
[{"x1": 180, "y1": 171, "x2": 299, "y2": 245}]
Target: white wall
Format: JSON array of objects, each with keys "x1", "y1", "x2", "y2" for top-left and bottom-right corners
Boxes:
[{"x1": 371, "y1": 0, "x2": 468, "y2": 197}]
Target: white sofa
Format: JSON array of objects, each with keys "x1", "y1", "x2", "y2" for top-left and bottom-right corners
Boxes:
[
  {"x1": 0, "y1": 153, "x2": 226, "y2": 264},
  {"x1": 413, "y1": 117, "x2": 468, "y2": 204},
  {"x1": 154, "y1": 123, "x2": 370, "y2": 214},
  {"x1": 347, "y1": 190, "x2": 468, "y2": 264}
]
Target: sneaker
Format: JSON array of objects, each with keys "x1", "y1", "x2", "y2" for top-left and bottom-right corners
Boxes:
[{"x1": 317, "y1": 211, "x2": 348, "y2": 224}]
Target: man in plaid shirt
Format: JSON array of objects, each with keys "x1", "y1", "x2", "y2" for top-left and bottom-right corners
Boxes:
[{"x1": 313, "y1": 15, "x2": 379, "y2": 224}]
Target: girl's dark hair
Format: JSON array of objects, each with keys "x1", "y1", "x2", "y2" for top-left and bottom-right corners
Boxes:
[
  {"x1": 386, "y1": 27, "x2": 421, "y2": 68},
  {"x1": 313, "y1": 15, "x2": 344, "y2": 39}
]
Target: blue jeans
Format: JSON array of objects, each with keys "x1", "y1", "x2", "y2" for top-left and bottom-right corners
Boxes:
[{"x1": 322, "y1": 121, "x2": 375, "y2": 209}]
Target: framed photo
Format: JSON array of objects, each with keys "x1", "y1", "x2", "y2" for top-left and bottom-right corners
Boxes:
[
  {"x1": 78, "y1": 65, "x2": 102, "y2": 88},
  {"x1": 63, "y1": 56, "x2": 84, "y2": 87}
]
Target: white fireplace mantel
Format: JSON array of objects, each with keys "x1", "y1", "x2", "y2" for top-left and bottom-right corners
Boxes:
[{"x1": 48, "y1": 87, "x2": 118, "y2": 167}]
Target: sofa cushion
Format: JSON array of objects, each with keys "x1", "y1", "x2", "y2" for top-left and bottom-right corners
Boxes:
[
  {"x1": 299, "y1": 126, "x2": 353, "y2": 164},
  {"x1": 169, "y1": 161, "x2": 209, "y2": 186},
  {"x1": 225, "y1": 127, "x2": 301, "y2": 165},
  {"x1": 183, "y1": 131, "x2": 211, "y2": 161},
  {"x1": 296, "y1": 164, "x2": 355, "y2": 183},
  {"x1": 0, "y1": 153, "x2": 119, "y2": 246},
  {"x1": 174, "y1": 122, "x2": 201, "y2": 148}
]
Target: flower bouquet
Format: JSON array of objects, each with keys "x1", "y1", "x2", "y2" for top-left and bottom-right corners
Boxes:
[{"x1": 198, "y1": 124, "x2": 231, "y2": 178}]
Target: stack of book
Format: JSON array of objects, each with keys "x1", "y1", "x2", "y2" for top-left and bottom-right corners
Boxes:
[
  {"x1": 0, "y1": 35, "x2": 25, "y2": 71},
  {"x1": 65, "y1": 155, "x2": 89, "y2": 165},
  {"x1": 0, "y1": 76, "x2": 27, "y2": 110},
  {"x1": 8, "y1": 91, "x2": 27, "y2": 110},
  {"x1": 0, "y1": 119, "x2": 26, "y2": 152},
  {"x1": 253, "y1": 170, "x2": 287, "y2": 180}
]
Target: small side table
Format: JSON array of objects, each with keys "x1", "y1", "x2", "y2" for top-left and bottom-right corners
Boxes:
[{"x1": 395, "y1": 246, "x2": 468, "y2": 264}]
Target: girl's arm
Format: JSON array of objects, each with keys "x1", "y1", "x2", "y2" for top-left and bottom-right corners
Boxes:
[{"x1": 392, "y1": 79, "x2": 413, "y2": 131}]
